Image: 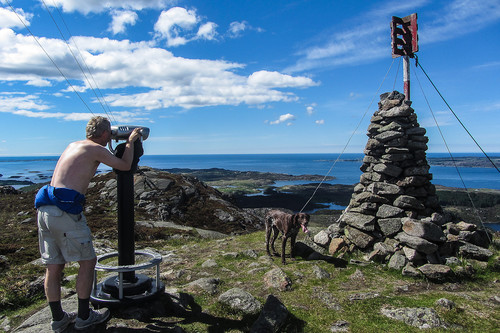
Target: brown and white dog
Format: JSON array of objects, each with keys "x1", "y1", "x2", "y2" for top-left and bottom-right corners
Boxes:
[{"x1": 265, "y1": 210, "x2": 310, "y2": 264}]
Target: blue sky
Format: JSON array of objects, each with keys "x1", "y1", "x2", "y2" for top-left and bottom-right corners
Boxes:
[{"x1": 0, "y1": 0, "x2": 499, "y2": 156}]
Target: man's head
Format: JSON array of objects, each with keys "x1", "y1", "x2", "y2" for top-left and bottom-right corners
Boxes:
[{"x1": 86, "y1": 116, "x2": 111, "y2": 141}]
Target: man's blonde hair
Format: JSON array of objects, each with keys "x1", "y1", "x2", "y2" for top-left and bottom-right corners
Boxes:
[{"x1": 86, "y1": 116, "x2": 110, "y2": 139}]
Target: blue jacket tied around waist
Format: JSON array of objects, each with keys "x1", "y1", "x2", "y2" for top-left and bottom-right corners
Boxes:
[{"x1": 35, "y1": 185, "x2": 86, "y2": 215}]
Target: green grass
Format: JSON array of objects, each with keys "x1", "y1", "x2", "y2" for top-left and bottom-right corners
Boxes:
[
  {"x1": 2, "y1": 220, "x2": 499, "y2": 332},
  {"x1": 207, "y1": 179, "x2": 272, "y2": 196},
  {"x1": 127, "y1": 230, "x2": 500, "y2": 332}
]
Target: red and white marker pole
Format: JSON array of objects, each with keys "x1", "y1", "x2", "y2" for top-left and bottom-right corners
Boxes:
[{"x1": 403, "y1": 55, "x2": 410, "y2": 101}]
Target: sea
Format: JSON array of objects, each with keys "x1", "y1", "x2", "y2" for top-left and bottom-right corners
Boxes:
[{"x1": 1, "y1": 153, "x2": 499, "y2": 230}]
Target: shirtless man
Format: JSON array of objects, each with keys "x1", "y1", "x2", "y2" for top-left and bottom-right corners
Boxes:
[{"x1": 35, "y1": 116, "x2": 142, "y2": 332}]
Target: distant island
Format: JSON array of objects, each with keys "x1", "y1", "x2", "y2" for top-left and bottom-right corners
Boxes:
[
  {"x1": 428, "y1": 156, "x2": 500, "y2": 168},
  {"x1": 161, "y1": 167, "x2": 333, "y2": 182},
  {"x1": 318, "y1": 156, "x2": 500, "y2": 168},
  {"x1": 0, "y1": 179, "x2": 33, "y2": 186}
]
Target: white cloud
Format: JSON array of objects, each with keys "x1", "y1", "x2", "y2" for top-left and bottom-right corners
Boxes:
[
  {"x1": 283, "y1": 0, "x2": 424, "y2": 73},
  {"x1": 420, "y1": 0, "x2": 500, "y2": 44},
  {"x1": 27, "y1": 78, "x2": 52, "y2": 87},
  {"x1": 227, "y1": 20, "x2": 263, "y2": 38},
  {"x1": 0, "y1": 28, "x2": 80, "y2": 82},
  {"x1": 74, "y1": 38, "x2": 309, "y2": 109},
  {"x1": 270, "y1": 113, "x2": 295, "y2": 125},
  {"x1": 0, "y1": 29, "x2": 317, "y2": 112},
  {"x1": 0, "y1": 92, "x2": 84, "y2": 120},
  {"x1": 306, "y1": 103, "x2": 316, "y2": 116},
  {"x1": 197, "y1": 22, "x2": 218, "y2": 41},
  {"x1": 0, "y1": 6, "x2": 32, "y2": 29},
  {"x1": 248, "y1": 71, "x2": 318, "y2": 88},
  {"x1": 286, "y1": 0, "x2": 500, "y2": 73},
  {"x1": 44, "y1": 0, "x2": 174, "y2": 15},
  {"x1": 286, "y1": 23, "x2": 387, "y2": 72},
  {"x1": 473, "y1": 61, "x2": 500, "y2": 70},
  {"x1": 109, "y1": 10, "x2": 138, "y2": 35},
  {"x1": 228, "y1": 21, "x2": 248, "y2": 38},
  {"x1": 0, "y1": 91, "x2": 148, "y2": 122},
  {"x1": 13, "y1": 109, "x2": 145, "y2": 122},
  {"x1": 349, "y1": 92, "x2": 362, "y2": 99},
  {"x1": 420, "y1": 111, "x2": 454, "y2": 128},
  {"x1": 153, "y1": 7, "x2": 219, "y2": 46},
  {"x1": 0, "y1": 93, "x2": 50, "y2": 112},
  {"x1": 461, "y1": 101, "x2": 500, "y2": 113},
  {"x1": 13, "y1": 109, "x2": 83, "y2": 120},
  {"x1": 315, "y1": 119, "x2": 324, "y2": 125},
  {"x1": 154, "y1": 7, "x2": 199, "y2": 47}
]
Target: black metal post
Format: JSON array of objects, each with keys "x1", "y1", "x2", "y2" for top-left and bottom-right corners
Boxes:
[
  {"x1": 114, "y1": 140, "x2": 143, "y2": 282},
  {"x1": 117, "y1": 170, "x2": 136, "y2": 282}
]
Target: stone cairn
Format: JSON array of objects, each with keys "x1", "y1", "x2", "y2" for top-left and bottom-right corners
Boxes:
[{"x1": 317, "y1": 91, "x2": 493, "y2": 278}]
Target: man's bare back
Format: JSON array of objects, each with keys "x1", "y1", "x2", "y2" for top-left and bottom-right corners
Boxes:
[{"x1": 51, "y1": 129, "x2": 141, "y2": 194}]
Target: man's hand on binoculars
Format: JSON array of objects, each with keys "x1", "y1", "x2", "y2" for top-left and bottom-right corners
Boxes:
[{"x1": 128, "y1": 128, "x2": 143, "y2": 143}]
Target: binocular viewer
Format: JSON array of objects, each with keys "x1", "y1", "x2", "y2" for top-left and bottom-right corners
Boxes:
[
  {"x1": 108, "y1": 125, "x2": 149, "y2": 159},
  {"x1": 110, "y1": 125, "x2": 150, "y2": 141},
  {"x1": 92, "y1": 123, "x2": 164, "y2": 305}
]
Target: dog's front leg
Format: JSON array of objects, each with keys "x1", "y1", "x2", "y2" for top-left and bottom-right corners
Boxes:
[
  {"x1": 290, "y1": 234, "x2": 297, "y2": 259},
  {"x1": 265, "y1": 225, "x2": 272, "y2": 256},
  {"x1": 270, "y1": 226, "x2": 280, "y2": 256},
  {"x1": 281, "y1": 236, "x2": 288, "y2": 264}
]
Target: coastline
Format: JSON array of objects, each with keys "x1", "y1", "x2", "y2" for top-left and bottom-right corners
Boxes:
[
  {"x1": 2, "y1": 165, "x2": 499, "y2": 231},
  {"x1": 1, "y1": 153, "x2": 499, "y2": 189}
]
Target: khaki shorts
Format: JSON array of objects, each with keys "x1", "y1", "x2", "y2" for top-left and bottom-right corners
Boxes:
[{"x1": 37, "y1": 205, "x2": 96, "y2": 265}]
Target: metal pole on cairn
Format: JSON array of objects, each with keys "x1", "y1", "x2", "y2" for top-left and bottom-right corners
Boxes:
[{"x1": 403, "y1": 55, "x2": 410, "y2": 101}]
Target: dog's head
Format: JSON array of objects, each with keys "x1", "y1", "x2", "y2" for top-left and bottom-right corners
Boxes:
[{"x1": 294, "y1": 213, "x2": 310, "y2": 234}]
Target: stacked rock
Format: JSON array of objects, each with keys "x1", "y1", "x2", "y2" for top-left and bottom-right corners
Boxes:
[
  {"x1": 334, "y1": 91, "x2": 453, "y2": 266},
  {"x1": 315, "y1": 91, "x2": 494, "y2": 275}
]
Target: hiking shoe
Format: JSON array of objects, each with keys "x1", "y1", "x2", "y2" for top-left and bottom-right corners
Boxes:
[
  {"x1": 51, "y1": 311, "x2": 77, "y2": 333},
  {"x1": 74, "y1": 308, "x2": 110, "y2": 330}
]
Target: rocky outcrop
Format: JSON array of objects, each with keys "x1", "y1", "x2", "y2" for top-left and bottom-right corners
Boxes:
[
  {"x1": 218, "y1": 288, "x2": 262, "y2": 315},
  {"x1": 250, "y1": 295, "x2": 289, "y2": 333},
  {"x1": 263, "y1": 267, "x2": 292, "y2": 291},
  {"x1": 380, "y1": 306, "x2": 448, "y2": 329},
  {"x1": 87, "y1": 167, "x2": 263, "y2": 235},
  {"x1": 0, "y1": 186, "x2": 18, "y2": 195},
  {"x1": 319, "y1": 91, "x2": 493, "y2": 274}
]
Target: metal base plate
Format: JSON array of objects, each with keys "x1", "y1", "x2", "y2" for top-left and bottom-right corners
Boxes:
[{"x1": 91, "y1": 274, "x2": 165, "y2": 306}]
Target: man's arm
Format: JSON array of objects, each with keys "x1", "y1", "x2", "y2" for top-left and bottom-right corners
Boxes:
[{"x1": 97, "y1": 128, "x2": 142, "y2": 171}]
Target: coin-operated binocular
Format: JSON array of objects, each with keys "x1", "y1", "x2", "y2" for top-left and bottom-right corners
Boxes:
[
  {"x1": 109, "y1": 125, "x2": 150, "y2": 173},
  {"x1": 91, "y1": 125, "x2": 164, "y2": 306},
  {"x1": 110, "y1": 125, "x2": 150, "y2": 141}
]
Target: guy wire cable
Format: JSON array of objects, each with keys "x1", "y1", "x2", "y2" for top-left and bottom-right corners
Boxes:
[
  {"x1": 392, "y1": 56, "x2": 402, "y2": 91},
  {"x1": 4, "y1": 0, "x2": 97, "y2": 116},
  {"x1": 40, "y1": 0, "x2": 117, "y2": 124},
  {"x1": 415, "y1": 55, "x2": 499, "y2": 174},
  {"x1": 413, "y1": 64, "x2": 491, "y2": 242},
  {"x1": 299, "y1": 58, "x2": 396, "y2": 213},
  {"x1": 47, "y1": 0, "x2": 117, "y2": 124}
]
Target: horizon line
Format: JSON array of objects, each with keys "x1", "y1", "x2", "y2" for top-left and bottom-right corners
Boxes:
[{"x1": 1, "y1": 152, "x2": 500, "y2": 158}]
